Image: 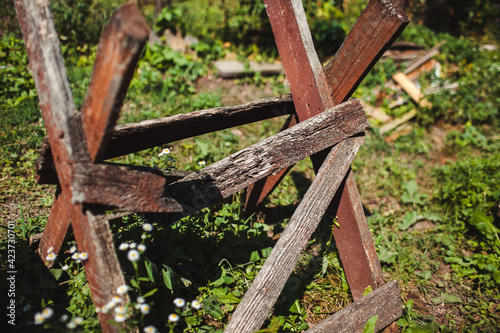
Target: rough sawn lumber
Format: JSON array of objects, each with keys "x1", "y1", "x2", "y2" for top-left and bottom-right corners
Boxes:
[
  {"x1": 224, "y1": 135, "x2": 365, "y2": 333},
  {"x1": 13, "y1": 1, "x2": 140, "y2": 331},
  {"x1": 71, "y1": 99, "x2": 369, "y2": 215},
  {"x1": 36, "y1": 94, "x2": 294, "y2": 184},
  {"x1": 37, "y1": 2, "x2": 149, "y2": 265},
  {"x1": 305, "y1": 280, "x2": 402, "y2": 333}
]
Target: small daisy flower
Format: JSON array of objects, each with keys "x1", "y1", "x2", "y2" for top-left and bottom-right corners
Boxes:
[
  {"x1": 101, "y1": 303, "x2": 111, "y2": 314},
  {"x1": 114, "y1": 313, "x2": 127, "y2": 323},
  {"x1": 144, "y1": 325, "x2": 157, "y2": 333},
  {"x1": 34, "y1": 312, "x2": 44, "y2": 325},
  {"x1": 198, "y1": 160, "x2": 206, "y2": 166},
  {"x1": 173, "y1": 298, "x2": 186, "y2": 308},
  {"x1": 119, "y1": 243, "x2": 129, "y2": 251},
  {"x1": 137, "y1": 244, "x2": 146, "y2": 252},
  {"x1": 137, "y1": 296, "x2": 145, "y2": 304},
  {"x1": 67, "y1": 321, "x2": 77, "y2": 329},
  {"x1": 73, "y1": 317, "x2": 83, "y2": 325},
  {"x1": 158, "y1": 148, "x2": 171, "y2": 157},
  {"x1": 142, "y1": 223, "x2": 153, "y2": 232},
  {"x1": 61, "y1": 264, "x2": 69, "y2": 271},
  {"x1": 69, "y1": 245, "x2": 77, "y2": 253},
  {"x1": 116, "y1": 284, "x2": 129, "y2": 295},
  {"x1": 127, "y1": 249, "x2": 140, "y2": 262},
  {"x1": 129, "y1": 242, "x2": 137, "y2": 249},
  {"x1": 41, "y1": 306, "x2": 54, "y2": 319},
  {"x1": 46, "y1": 252, "x2": 57, "y2": 261},
  {"x1": 191, "y1": 300, "x2": 202, "y2": 309},
  {"x1": 110, "y1": 296, "x2": 123, "y2": 305},
  {"x1": 114, "y1": 305, "x2": 126, "y2": 314},
  {"x1": 139, "y1": 303, "x2": 151, "y2": 315},
  {"x1": 47, "y1": 246, "x2": 54, "y2": 253},
  {"x1": 79, "y1": 252, "x2": 89, "y2": 261},
  {"x1": 59, "y1": 314, "x2": 69, "y2": 322},
  {"x1": 168, "y1": 313, "x2": 180, "y2": 322},
  {"x1": 72, "y1": 252, "x2": 80, "y2": 261}
]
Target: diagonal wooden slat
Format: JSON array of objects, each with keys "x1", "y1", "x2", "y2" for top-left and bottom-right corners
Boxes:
[
  {"x1": 224, "y1": 135, "x2": 365, "y2": 333},
  {"x1": 36, "y1": 3, "x2": 149, "y2": 264}
]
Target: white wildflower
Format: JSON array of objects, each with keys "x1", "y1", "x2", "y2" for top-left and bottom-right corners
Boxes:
[
  {"x1": 158, "y1": 148, "x2": 171, "y2": 157},
  {"x1": 41, "y1": 306, "x2": 54, "y2": 319},
  {"x1": 142, "y1": 223, "x2": 153, "y2": 232},
  {"x1": 144, "y1": 325, "x2": 158, "y2": 333},
  {"x1": 127, "y1": 249, "x2": 140, "y2": 262},
  {"x1": 116, "y1": 284, "x2": 129, "y2": 295},
  {"x1": 137, "y1": 244, "x2": 146, "y2": 252},
  {"x1": 191, "y1": 300, "x2": 202, "y2": 309},
  {"x1": 34, "y1": 312, "x2": 44, "y2": 325},
  {"x1": 139, "y1": 303, "x2": 151, "y2": 315},
  {"x1": 173, "y1": 298, "x2": 186, "y2": 308},
  {"x1": 119, "y1": 243, "x2": 129, "y2": 251},
  {"x1": 168, "y1": 313, "x2": 180, "y2": 322}
]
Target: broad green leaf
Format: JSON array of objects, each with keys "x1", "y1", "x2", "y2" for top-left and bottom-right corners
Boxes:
[
  {"x1": 363, "y1": 315, "x2": 378, "y2": 333},
  {"x1": 470, "y1": 211, "x2": 500, "y2": 240},
  {"x1": 432, "y1": 293, "x2": 461, "y2": 305},
  {"x1": 399, "y1": 211, "x2": 418, "y2": 230},
  {"x1": 162, "y1": 264, "x2": 174, "y2": 292}
]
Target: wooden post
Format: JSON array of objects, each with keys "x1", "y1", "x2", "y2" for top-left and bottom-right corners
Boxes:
[{"x1": 14, "y1": 1, "x2": 147, "y2": 331}]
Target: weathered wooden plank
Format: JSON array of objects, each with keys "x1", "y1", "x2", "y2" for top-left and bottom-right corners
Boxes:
[
  {"x1": 305, "y1": 280, "x2": 402, "y2": 333},
  {"x1": 71, "y1": 100, "x2": 369, "y2": 215},
  {"x1": 82, "y1": 2, "x2": 148, "y2": 162},
  {"x1": 325, "y1": 0, "x2": 409, "y2": 104},
  {"x1": 224, "y1": 136, "x2": 365, "y2": 333},
  {"x1": 264, "y1": 0, "x2": 335, "y2": 120},
  {"x1": 244, "y1": 0, "x2": 409, "y2": 211},
  {"x1": 71, "y1": 163, "x2": 184, "y2": 212},
  {"x1": 37, "y1": 2, "x2": 149, "y2": 264},
  {"x1": 36, "y1": 95, "x2": 294, "y2": 184},
  {"x1": 14, "y1": 1, "x2": 129, "y2": 331},
  {"x1": 330, "y1": 170, "x2": 386, "y2": 300}
]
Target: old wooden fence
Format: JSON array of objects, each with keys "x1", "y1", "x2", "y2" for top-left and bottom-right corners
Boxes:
[{"x1": 15, "y1": 0, "x2": 408, "y2": 331}]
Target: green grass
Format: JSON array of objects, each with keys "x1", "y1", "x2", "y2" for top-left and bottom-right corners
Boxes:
[{"x1": 1, "y1": 1, "x2": 499, "y2": 332}]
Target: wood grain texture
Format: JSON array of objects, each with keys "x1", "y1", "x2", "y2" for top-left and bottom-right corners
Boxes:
[
  {"x1": 244, "y1": 0, "x2": 409, "y2": 211},
  {"x1": 71, "y1": 163, "x2": 184, "y2": 213},
  {"x1": 324, "y1": 0, "x2": 409, "y2": 104},
  {"x1": 82, "y1": 2, "x2": 148, "y2": 162},
  {"x1": 329, "y1": 170, "x2": 386, "y2": 300},
  {"x1": 305, "y1": 280, "x2": 402, "y2": 333},
  {"x1": 71, "y1": 100, "x2": 369, "y2": 216},
  {"x1": 224, "y1": 136, "x2": 365, "y2": 333},
  {"x1": 264, "y1": 0, "x2": 335, "y2": 120},
  {"x1": 37, "y1": 2, "x2": 149, "y2": 265},
  {"x1": 14, "y1": 1, "x2": 129, "y2": 331},
  {"x1": 36, "y1": 95, "x2": 294, "y2": 184}
]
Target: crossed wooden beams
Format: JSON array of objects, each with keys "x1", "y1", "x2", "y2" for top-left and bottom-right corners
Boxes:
[{"x1": 16, "y1": 0, "x2": 408, "y2": 331}]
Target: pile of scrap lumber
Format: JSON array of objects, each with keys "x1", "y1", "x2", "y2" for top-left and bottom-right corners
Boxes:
[{"x1": 364, "y1": 40, "x2": 458, "y2": 137}]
